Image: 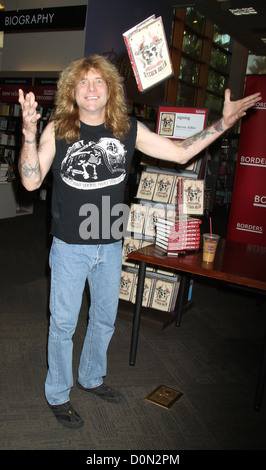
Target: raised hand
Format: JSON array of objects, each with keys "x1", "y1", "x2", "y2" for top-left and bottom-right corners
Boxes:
[
  {"x1": 18, "y1": 89, "x2": 42, "y2": 139},
  {"x1": 222, "y1": 88, "x2": 261, "y2": 130}
]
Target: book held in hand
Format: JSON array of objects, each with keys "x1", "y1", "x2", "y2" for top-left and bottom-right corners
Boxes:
[{"x1": 123, "y1": 15, "x2": 173, "y2": 93}]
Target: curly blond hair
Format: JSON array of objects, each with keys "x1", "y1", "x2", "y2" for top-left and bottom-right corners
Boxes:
[{"x1": 51, "y1": 55, "x2": 130, "y2": 143}]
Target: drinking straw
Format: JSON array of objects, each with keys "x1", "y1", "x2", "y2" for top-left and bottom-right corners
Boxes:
[{"x1": 210, "y1": 217, "x2": 212, "y2": 236}]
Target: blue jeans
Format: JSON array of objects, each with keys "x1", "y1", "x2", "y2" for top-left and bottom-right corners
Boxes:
[{"x1": 45, "y1": 237, "x2": 122, "y2": 405}]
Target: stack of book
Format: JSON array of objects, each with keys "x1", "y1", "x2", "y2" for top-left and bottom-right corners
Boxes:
[{"x1": 155, "y1": 216, "x2": 202, "y2": 254}]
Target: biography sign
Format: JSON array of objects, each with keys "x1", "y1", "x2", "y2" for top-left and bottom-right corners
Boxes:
[{"x1": 0, "y1": 5, "x2": 87, "y2": 33}]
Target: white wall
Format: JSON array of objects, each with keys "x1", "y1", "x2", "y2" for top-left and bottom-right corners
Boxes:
[{"x1": 1, "y1": 0, "x2": 88, "y2": 72}]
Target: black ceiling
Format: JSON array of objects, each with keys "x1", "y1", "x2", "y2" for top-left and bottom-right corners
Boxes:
[{"x1": 166, "y1": 0, "x2": 266, "y2": 56}]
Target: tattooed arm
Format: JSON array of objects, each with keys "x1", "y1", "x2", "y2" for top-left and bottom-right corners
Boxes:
[
  {"x1": 136, "y1": 89, "x2": 261, "y2": 164},
  {"x1": 18, "y1": 90, "x2": 55, "y2": 191}
]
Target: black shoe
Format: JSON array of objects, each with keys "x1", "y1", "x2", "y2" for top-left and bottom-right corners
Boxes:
[
  {"x1": 76, "y1": 381, "x2": 123, "y2": 402},
  {"x1": 48, "y1": 401, "x2": 84, "y2": 429}
]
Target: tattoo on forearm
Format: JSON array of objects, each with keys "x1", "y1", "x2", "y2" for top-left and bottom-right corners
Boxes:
[
  {"x1": 19, "y1": 159, "x2": 40, "y2": 179},
  {"x1": 213, "y1": 120, "x2": 224, "y2": 132},
  {"x1": 182, "y1": 119, "x2": 224, "y2": 150}
]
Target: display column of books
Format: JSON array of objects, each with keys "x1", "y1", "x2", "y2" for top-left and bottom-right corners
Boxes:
[
  {"x1": 0, "y1": 102, "x2": 23, "y2": 218},
  {"x1": 215, "y1": 137, "x2": 237, "y2": 208},
  {"x1": 117, "y1": 167, "x2": 198, "y2": 330},
  {"x1": 0, "y1": 77, "x2": 57, "y2": 217},
  {"x1": 0, "y1": 99, "x2": 55, "y2": 217}
]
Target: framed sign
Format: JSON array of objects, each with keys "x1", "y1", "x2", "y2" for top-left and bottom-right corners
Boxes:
[{"x1": 157, "y1": 107, "x2": 208, "y2": 140}]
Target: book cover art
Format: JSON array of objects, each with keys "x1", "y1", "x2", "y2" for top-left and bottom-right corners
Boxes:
[
  {"x1": 126, "y1": 203, "x2": 147, "y2": 234},
  {"x1": 136, "y1": 171, "x2": 158, "y2": 200},
  {"x1": 158, "y1": 112, "x2": 176, "y2": 137},
  {"x1": 119, "y1": 270, "x2": 135, "y2": 301},
  {"x1": 153, "y1": 173, "x2": 175, "y2": 203},
  {"x1": 144, "y1": 205, "x2": 166, "y2": 238},
  {"x1": 178, "y1": 178, "x2": 204, "y2": 215},
  {"x1": 122, "y1": 237, "x2": 141, "y2": 266},
  {"x1": 123, "y1": 16, "x2": 173, "y2": 92},
  {"x1": 131, "y1": 275, "x2": 154, "y2": 307},
  {"x1": 151, "y1": 279, "x2": 175, "y2": 312}
]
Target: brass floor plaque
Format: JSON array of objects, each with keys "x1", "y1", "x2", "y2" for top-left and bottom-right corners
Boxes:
[{"x1": 145, "y1": 385, "x2": 183, "y2": 409}]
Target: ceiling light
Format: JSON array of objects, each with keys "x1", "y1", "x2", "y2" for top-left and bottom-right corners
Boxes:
[
  {"x1": 261, "y1": 38, "x2": 266, "y2": 44},
  {"x1": 0, "y1": 3, "x2": 5, "y2": 9},
  {"x1": 229, "y1": 7, "x2": 258, "y2": 16}
]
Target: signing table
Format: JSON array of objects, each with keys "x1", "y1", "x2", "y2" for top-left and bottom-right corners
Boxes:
[{"x1": 127, "y1": 240, "x2": 266, "y2": 410}]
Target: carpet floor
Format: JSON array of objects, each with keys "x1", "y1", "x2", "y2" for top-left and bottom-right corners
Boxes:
[{"x1": 0, "y1": 200, "x2": 265, "y2": 453}]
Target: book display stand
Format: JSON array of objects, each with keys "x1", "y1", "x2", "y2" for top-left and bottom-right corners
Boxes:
[
  {"x1": 117, "y1": 162, "x2": 206, "y2": 329},
  {"x1": 118, "y1": 103, "x2": 208, "y2": 329}
]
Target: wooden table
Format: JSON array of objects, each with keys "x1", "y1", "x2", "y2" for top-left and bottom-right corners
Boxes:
[{"x1": 127, "y1": 240, "x2": 266, "y2": 410}]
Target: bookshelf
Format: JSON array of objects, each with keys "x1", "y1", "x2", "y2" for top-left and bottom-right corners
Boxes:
[
  {"x1": 0, "y1": 75, "x2": 57, "y2": 218},
  {"x1": 215, "y1": 137, "x2": 237, "y2": 208},
  {"x1": 205, "y1": 136, "x2": 238, "y2": 212},
  {"x1": 117, "y1": 162, "x2": 205, "y2": 329}
]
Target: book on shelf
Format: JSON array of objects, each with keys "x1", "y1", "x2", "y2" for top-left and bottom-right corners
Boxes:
[
  {"x1": 144, "y1": 205, "x2": 166, "y2": 238},
  {"x1": 151, "y1": 278, "x2": 179, "y2": 312},
  {"x1": 123, "y1": 15, "x2": 173, "y2": 93},
  {"x1": 0, "y1": 118, "x2": 7, "y2": 131},
  {"x1": 0, "y1": 102, "x2": 22, "y2": 117},
  {"x1": 136, "y1": 171, "x2": 158, "y2": 200},
  {"x1": 0, "y1": 161, "x2": 10, "y2": 182},
  {"x1": 0, "y1": 133, "x2": 8, "y2": 145},
  {"x1": 0, "y1": 104, "x2": 10, "y2": 116},
  {"x1": 11, "y1": 103, "x2": 21, "y2": 117},
  {"x1": 126, "y1": 203, "x2": 147, "y2": 234},
  {"x1": 131, "y1": 275, "x2": 154, "y2": 307},
  {"x1": 4, "y1": 148, "x2": 15, "y2": 162},
  {"x1": 122, "y1": 237, "x2": 141, "y2": 266},
  {"x1": 119, "y1": 270, "x2": 135, "y2": 302},
  {"x1": 7, "y1": 134, "x2": 16, "y2": 146},
  {"x1": 7, "y1": 119, "x2": 17, "y2": 132},
  {"x1": 152, "y1": 173, "x2": 176, "y2": 203},
  {"x1": 178, "y1": 178, "x2": 205, "y2": 216}
]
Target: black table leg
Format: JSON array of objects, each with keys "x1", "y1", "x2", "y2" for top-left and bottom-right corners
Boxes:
[
  {"x1": 175, "y1": 274, "x2": 190, "y2": 327},
  {"x1": 254, "y1": 328, "x2": 266, "y2": 410},
  {"x1": 129, "y1": 261, "x2": 146, "y2": 366}
]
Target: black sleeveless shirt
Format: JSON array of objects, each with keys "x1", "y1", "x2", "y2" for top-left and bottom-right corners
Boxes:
[{"x1": 50, "y1": 117, "x2": 137, "y2": 244}]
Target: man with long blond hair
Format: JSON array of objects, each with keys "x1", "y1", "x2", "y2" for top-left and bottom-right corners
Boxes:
[{"x1": 18, "y1": 54, "x2": 261, "y2": 429}]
